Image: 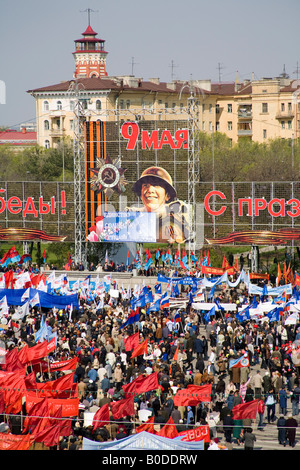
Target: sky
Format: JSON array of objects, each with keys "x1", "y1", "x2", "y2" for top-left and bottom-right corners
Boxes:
[{"x1": 0, "y1": 0, "x2": 299, "y2": 128}]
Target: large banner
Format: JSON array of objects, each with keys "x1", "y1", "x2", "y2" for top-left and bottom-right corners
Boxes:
[
  {"x1": 0, "y1": 181, "x2": 73, "y2": 241},
  {"x1": 200, "y1": 181, "x2": 300, "y2": 246},
  {"x1": 85, "y1": 120, "x2": 192, "y2": 244}
]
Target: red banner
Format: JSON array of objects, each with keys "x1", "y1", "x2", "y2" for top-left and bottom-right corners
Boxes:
[
  {"x1": 31, "y1": 357, "x2": 78, "y2": 373},
  {"x1": 0, "y1": 433, "x2": 34, "y2": 451},
  {"x1": 25, "y1": 392, "x2": 79, "y2": 417},
  {"x1": 201, "y1": 266, "x2": 235, "y2": 276},
  {"x1": 178, "y1": 425, "x2": 210, "y2": 443},
  {"x1": 173, "y1": 384, "x2": 212, "y2": 407},
  {"x1": 249, "y1": 273, "x2": 269, "y2": 280}
]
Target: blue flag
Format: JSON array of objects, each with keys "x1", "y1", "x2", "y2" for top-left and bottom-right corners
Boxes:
[{"x1": 204, "y1": 306, "x2": 216, "y2": 322}]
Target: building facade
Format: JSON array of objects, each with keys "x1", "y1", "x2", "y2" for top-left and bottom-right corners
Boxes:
[{"x1": 27, "y1": 25, "x2": 300, "y2": 148}]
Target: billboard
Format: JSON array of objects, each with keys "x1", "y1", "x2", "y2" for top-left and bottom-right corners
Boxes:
[
  {"x1": 85, "y1": 120, "x2": 192, "y2": 244},
  {"x1": 200, "y1": 181, "x2": 300, "y2": 246},
  {"x1": 0, "y1": 181, "x2": 74, "y2": 241}
]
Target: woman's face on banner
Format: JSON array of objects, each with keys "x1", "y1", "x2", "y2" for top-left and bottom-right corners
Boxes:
[{"x1": 141, "y1": 182, "x2": 169, "y2": 212}]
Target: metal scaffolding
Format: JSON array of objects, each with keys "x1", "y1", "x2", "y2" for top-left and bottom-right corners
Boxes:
[
  {"x1": 68, "y1": 81, "x2": 202, "y2": 266},
  {"x1": 68, "y1": 80, "x2": 88, "y2": 267}
]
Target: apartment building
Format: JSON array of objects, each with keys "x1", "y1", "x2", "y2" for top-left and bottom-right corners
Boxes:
[{"x1": 27, "y1": 24, "x2": 300, "y2": 148}]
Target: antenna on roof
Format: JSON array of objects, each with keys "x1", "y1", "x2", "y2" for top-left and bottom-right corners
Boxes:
[
  {"x1": 217, "y1": 62, "x2": 225, "y2": 83},
  {"x1": 80, "y1": 8, "x2": 98, "y2": 26},
  {"x1": 293, "y1": 61, "x2": 300, "y2": 80},
  {"x1": 130, "y1": 57, "x2": 139, "y2": 76},
  {"x1": 169, "y1": 60, "x2": 179, "y2": 81}
]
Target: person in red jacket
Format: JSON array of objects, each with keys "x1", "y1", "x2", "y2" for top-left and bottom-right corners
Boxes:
[{"x1": 257, "y1": 398, "x2": 265, "y2": 430}]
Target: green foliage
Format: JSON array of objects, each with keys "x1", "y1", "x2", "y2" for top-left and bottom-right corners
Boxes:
[
  {"x1": 197, "y1": 132, "x2": 300, "y2": 182},
  {"x1": 0, "y1": 139, "x2": 74, "y2": 182}
]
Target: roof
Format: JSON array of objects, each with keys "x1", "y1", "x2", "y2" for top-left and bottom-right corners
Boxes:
[
  {"x1": 211, "y1": 81, "x2": 252, "y2": 96},
  {"x1": 82, "y1": 25, "x2": 97, "y2": 36},
  {"x1": 27, "y1": 77, "x2": 211, "y2": 96},
  {"x1": 0, "y1": 129, "x2": 37, "y2": 145}
]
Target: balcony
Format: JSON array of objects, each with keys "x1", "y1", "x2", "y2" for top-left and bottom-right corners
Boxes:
[
  {"x1": 49, "y1": 128, "x2": 66, "y2": 137},
  {"x1": 238, "y1": 110, "x2": 252, "y2": 119},
  {"x1": 238, "y1": 129, "x2": 253, "y2": 136},
  {"x1": 275, "y1": 111, "x2": 294, "y2": 120}
]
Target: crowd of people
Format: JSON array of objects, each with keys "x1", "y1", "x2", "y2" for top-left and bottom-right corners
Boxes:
[{"x1": 1, "y1": 262, "x2": 300, "y2": 451}]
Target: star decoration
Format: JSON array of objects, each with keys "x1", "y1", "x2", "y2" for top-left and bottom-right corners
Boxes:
[{"x1": 90, "y1": 155, "x2": 127, "y2": 199}]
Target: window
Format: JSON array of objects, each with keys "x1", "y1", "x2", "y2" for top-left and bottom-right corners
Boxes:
[
  {"x1": 96, "y1": 99, "x2": 102, "y2": 110},
  {"x1": 180, "y1": 103, "x2": 184, "y2": 113},
  {"x1": 262, "y1": 103, "x2": 268, "y2": 113},
  {"x1": 126, "y1": 100, "x2": 130, "y2": 109},
  {"x1": 202, "y1": 121, "x2": 205, "y2": 131},
  {"x1": 281, "y1": 103, "x2": 285, "y2": 112},
  {"x1": 202, "y1": 104, "x2": 205, "y2": 113},
  {"x1": 44, "y1": 120, "x2": 49, "y2": 131},
  {"x1": 227, "y1": 104, "x2": 232, "y2": 113},
  {"x1": 209, "y1": 104, "x2": 212, "y2": 113},
  {"x1": 70, "y1": 101, "x2": 74, "y2": 111},
  {"x1": 209, "y1": 121, "x2": 213, "y2": 131},
  {"x1": 57, "y1": 100, "x2": 62, "y2": 110},
  {"x1": 120, "y1": 99, "x2": 125, "y2": 109},
  {"x1": 216, "y1": 104, "x2": 220, "y2": 114},
  {"x1": 288, "y1": 120, "x2": 292, "y2": 129},
  {"x1": 44, "y1": 140, "x2": 50, "y2": 149},
  {"x1": 70, "y1": 119, "x2": 74, "y2": 130},
  {"x1": 227, "y1": 121, "x2": 232, "y2": 131},
  {"x1": 281, "y1": 121, "x2": 285, "y2": 129},
  {"x1": 216, "y1": 122, "x2": 220, "y2": 131},
  {"x1": 43, "y1": 101, "x2": 49, "y2": 111},
  {"x1": 263, "y1": 129, "x2": 267, "y2": 139}
]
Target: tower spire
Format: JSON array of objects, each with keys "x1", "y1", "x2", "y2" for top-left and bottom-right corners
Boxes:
[{"x1": 73, "y1": 18, "x2": 108, "y2": 78}]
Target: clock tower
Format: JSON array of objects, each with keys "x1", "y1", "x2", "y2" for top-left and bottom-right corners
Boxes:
[{"x1": 73, "y1": 24, "x2": 108, "y2": 78}]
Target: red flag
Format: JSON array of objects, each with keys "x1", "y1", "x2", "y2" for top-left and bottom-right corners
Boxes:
[
  {"x1": 20, "y1": 341, "x2": 48, "y2": 364},
  {"x1": 4, "y1": 270, "x2": 14, "y2": 288},
  {"x1": 135, "y1": 415, "x2": 156, "y2": 434},
  {"x1": 110, "y1": 396, "x2": 135, "y2": 420},
  {"x1": 23, "y1": 397, "x2": 50, "y2": 434},
  {"x1": 173, "y1": 384, "x2": 212, "y2": 407},
  {"x1": 277, "y1": 263, "x2": 282, "y2": 287},
  {"x1": 124, "y1": 332, "x2": 139, "y2": 352},
  {"x1": 0, "y1": 371, "x2": 26, "y2": 414},
  {"x1": 34, "y1": 423, "x2": 61, "y2": 447},
  {"x1": 222, "y1": 255, "x2": 230, "y2": 269},
  {"x1": 130, "y1": 338, "x2": 148, "y2": 359},
  {"x1": 232, "y1": 399, "x2": 259, "y2": 420},
  {"x1": 122, "y1": 372, "x2": 159, "y2": 397},
  {"x1": 2, "y1": 348, "x2": 25, "y2": 372},
  {"x1": 295, "y1": 272, "x2": 300, "y2": 287},
  {"x1": 156, "y1": 417, "x2": 178, "y2": 439},
  {"x1": 50, "y1": 405, "x2": 72, "y2": 436},
  {"x1": 36, "y1": 372, "x2": 76, "y2": 398},
  {"x1": 24, "y1": 371, "x2": 37, "y2": 392},
  {"x1": 92, "y1": 403, "x2": 110, "y2": 431}
]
